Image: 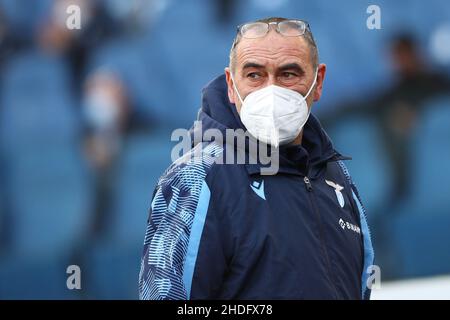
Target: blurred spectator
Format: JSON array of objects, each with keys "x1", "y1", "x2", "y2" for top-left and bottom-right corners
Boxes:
[
  {"x1": 325, "y1": 33, "x2": 450, "y2": 207},
  {"x1": 82, "y1": 69, "x2": 130, "y2": 240},
  {"x1": 0, "y1": 6, "x2": 32, "y2": 256},
  {"x1": 0, "y1": 8, "x2": 20, "y2": 71},
  {"x1": 380, "y1": 34, "x2": 450, "y2": 203},
  {"x1": 37, "y1": 0, "x2": 118, "y2": 98},
  {"x1": 68, "y1": 69, "x2": 130, "y2": 297}
]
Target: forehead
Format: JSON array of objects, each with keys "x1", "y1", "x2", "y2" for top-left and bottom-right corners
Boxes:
[{"x1": 235, "y1": 32, "x2": 311, "y2": 69}]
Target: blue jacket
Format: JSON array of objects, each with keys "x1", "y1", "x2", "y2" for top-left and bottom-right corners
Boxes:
[{"x1": 138, "y1": 75, "x2": 374, "y2": 300}]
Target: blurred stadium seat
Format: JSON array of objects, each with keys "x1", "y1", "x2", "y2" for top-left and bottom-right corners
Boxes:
[
  {"x1": 4, "y1": 143, "x2": 92, "y2": 258},
  {"x1": 68, "y1": 130, "x2": 174, "y2": 299},
  {"x1": 328, "y1": 115, "x2": 393, "y2": 216},
  {"x1": 0, "y1": 50, "x2": 90, "y2": 258},
  {"x1": 0, "y1": 49, "x2": 92, "y2": 298},
  {"x1": 0, "y1": 0, "x2": 51, "y2": 39},
  {"x1": 390, "y1": 96, "x2": 450, "y2": 278},
  {"x1": 112, "y1": 130, "x2": 173, "y2": 245},
  {"x1": 143, "y1": 0, "x2": 232, "y2": 127},
  {"x1": 81, "y1": 239, "x2": 142, "y2": 299},
  {"x1": 0, "y1": 50, "x2": 79, "y2": 146},
  {"x1": 0, "y1": 255, "x2": 77, "y2": 299}
]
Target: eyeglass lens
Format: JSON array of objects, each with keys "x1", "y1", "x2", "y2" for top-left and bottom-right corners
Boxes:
[{"x1": 240, "y1": 20, "x2": 306, "y2": 39}]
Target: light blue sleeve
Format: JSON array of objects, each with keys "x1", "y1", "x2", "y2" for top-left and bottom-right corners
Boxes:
[
  {"x1": 352, "y1": 189, "x2": 375, "y2": 300},
  {"x1": 337, "y1": 161, "x2": 375, "y2": 300}
]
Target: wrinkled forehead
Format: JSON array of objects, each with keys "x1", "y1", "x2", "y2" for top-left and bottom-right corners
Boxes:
[{"x1": 234, "y1": 32, "x2": 312, "y2": 70}]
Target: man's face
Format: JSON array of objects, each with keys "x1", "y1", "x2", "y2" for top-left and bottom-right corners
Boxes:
[{"x1": 225, "y1": 30, "x2": 326, "y2": 114}]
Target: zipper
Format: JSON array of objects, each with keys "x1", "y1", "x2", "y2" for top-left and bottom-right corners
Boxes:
[
  {"x1": 303, "y1": 176, "x2": 339, "y2": 299},
  {"x1": 303, "y1": 176, "x2": 313, "y2": 191}
]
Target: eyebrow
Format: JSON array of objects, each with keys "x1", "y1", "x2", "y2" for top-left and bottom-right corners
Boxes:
[
  {"x1": 242, "y1": 62, "x2": 265, "y2": 70},
  {"x1": 241, "y1": 62, "x2": 306, "y2": 75}
]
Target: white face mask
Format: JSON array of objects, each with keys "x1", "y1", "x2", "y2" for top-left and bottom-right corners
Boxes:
[{"x1": 231, "y1": 68, "x2": 318, "y2": 147}]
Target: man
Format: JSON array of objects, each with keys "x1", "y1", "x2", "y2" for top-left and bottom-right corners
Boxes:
[{"x1": 139, "y1": 17, "x2": 374, "y2": 300}]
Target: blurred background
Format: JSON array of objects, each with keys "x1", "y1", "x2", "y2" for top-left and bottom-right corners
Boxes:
[{"x1": 0, "y1": 0, "x2": 449, "y2": 299}]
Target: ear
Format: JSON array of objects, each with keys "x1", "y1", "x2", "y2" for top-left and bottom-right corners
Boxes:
[
  {"x1": 313, "y1": 63, "x2": 326, "y2": 102},
  {"x1": 224, "y1": 67, "x2": 236, "y2": 104}
]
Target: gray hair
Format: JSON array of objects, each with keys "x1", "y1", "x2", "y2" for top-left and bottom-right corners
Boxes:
[{"x1": 229, "y1": 17, "x2": 319, "y2": 71}]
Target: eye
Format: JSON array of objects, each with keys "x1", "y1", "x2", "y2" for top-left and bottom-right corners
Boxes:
[
  {"x1": 281, "y1": 72, "x2": 298, "y2": 79},
  {"x1": 247, "y1": 72, "x2": 262, "y2": 80}
]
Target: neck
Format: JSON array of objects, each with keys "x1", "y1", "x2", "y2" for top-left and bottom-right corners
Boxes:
[{"x1": 291, "y1": 131, "x2": 303, "y2": 146}]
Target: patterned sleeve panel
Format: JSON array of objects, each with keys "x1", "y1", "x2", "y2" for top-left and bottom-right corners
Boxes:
[{"x1": 138, "y1": 143, "x2": 222, "y2": 300}]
